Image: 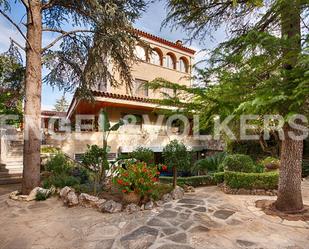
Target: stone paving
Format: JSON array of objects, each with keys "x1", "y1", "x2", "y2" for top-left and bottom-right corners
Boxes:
[{"x1": 0, "y1": 179, "x2": 309, "y2": 249}]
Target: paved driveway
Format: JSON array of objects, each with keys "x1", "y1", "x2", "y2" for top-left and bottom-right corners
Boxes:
[{"x1": 0, "y1": 180, "x2": 309, "y2": 249}]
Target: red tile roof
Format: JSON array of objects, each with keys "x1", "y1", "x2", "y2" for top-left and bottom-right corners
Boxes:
[
  {"x1": 135, "y1": 29, "x2": 196, "y2": 55},
  {"x1": 41, "y1": 110, "x2": 67, "y2": 117},
  {"x1": 91, "y1": 90, "x2": 159, "y2": 104}
]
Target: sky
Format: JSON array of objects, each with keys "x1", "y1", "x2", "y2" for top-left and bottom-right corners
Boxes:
[{"x1": 0, "y1": 1, "x2": 226, "y2": 111}]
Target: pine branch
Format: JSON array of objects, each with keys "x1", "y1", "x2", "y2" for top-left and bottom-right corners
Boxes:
[
  {"x1": 42, "y1": 29, "x2": 95, "y2": 53},
  {"x1": 20, "y1": 0, "x2": 29, "y2": 8},
  {"x1": 42, "y1": 0, "x2": 57, "y2": 10},
  {"x1": 10, "y1": 38, "x2": 26, "y2": 51},
  {"x1": 0, "y1": 9, "x2": 33, "y2": 50}
]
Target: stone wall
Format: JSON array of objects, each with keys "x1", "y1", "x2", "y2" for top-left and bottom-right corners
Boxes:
[{"x1": 219, "y1": 184, "x2": 278, "y2": 196}]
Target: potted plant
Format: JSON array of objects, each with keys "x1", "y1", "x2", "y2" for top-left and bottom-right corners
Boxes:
[{"x1": 112, "y1": 162, "x2": 160, "y2": 204}]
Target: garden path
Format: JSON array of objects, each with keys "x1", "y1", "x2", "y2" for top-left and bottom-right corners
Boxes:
[{"x1": 0, "y1": 180, "x2": 309, "y2": 249}]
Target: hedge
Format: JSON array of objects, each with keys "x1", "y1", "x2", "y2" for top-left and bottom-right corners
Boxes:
[
  {"x1": 159, "y1": 175, "x2": 215, "y2": 187},
  {"x1": 213, "y1": 172, "x2": 224, "y2": 184},
  {"x1": 224, "y1": 171, "x2": 278, "y2": 190}
]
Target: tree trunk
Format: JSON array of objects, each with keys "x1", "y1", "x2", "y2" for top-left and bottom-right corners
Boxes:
[
  {"x1": 274, "y1": 125, "x2": 304, "y2": 212},
  {"x1": 273, "y1": 0, "x2": 304, "y2": 213},
  {"x1": 21, "y1": 1, "x2": 42, "y2": 194},
  {"x1": 172, "y1": 166, "x2": 177, "y2": 189}
]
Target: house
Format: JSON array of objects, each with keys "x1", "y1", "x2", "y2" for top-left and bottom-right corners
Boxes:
[{"x1": 42, "y1": 29, "x2": 224, "y2": 163}]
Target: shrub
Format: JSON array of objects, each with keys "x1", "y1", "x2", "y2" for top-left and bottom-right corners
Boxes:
[
  {"x1": 112, "y1": 162, "x2": 160, "y2": 198},
  {"x1": 224, "y1": 171, "x2": 279, "y2": 190},
  {"x1": 45, "y1": 153, "x2": 73, "y2": 175},
  {"x1": 41, "y1": 146, "x2": 59, "y2": 154},
  {"x1": 213, "y1": 172, "x2": 225, "y2": 184},
  {"x1": 35, "y1": 190, "x2": 51, "y2": 201},
  {"x1": 151, "y1": 183, "x2": 173, "y2": 201},
  {"x1": 220, "y1": 154, "x2": 255, "y2": 173},
  {"x1": 42, "y1": 174, "x2": 80, "y2": 189},
  {"x1": 71, "y1": 167, "x2": 89, "y2": 184},
  {"x1": 254, "y1": 163, "x2": 265, "y2": 173},
  {"x1": 192, "y1": 152, "x2": 227, "y2": 174},
  {"x1": 260, "y1": 156, "x2": 280, "y2": 171},
  {"x1": 302, "y1": 160, "x2": 309, "y2": 178},
  {"x1": 129, "y1": 147, "x2": 155, "y2": 165},
  {"x1": 163, "y1": 140, "x2": 190, "y2": 188},
  {"x1": 159, "y1": 175, "x2": 215, "y2": 187}
]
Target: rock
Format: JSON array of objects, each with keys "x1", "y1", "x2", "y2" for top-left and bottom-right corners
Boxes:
[
  {"x1": 155, "y1": 200, "x2": 164, "y2": 207},
  {"x1": 9, "y1": 191, "x2": 27, "y2": 201},
  {"x1": 156, "y1": 245, "x2": 194, "y2": 249},
  {"x1": 144, "y1": 200, "x2": 154, "y2": 210},
  {"x1": 236, "y1": 239, "x2": 256, "y2": 247},
  {"x1": 166, "y1": 232, "x2": 187, "y2": 243},
  {"x1": 120, "y1": 226, "x2": 158, "y2": 249},
  {"x1": 27, "y1": 187, "x2": 51, "y2": 201},
  {"x1": 256, "y1": 189, "x2": 266, "y2": 195},
  {"x1": 213, "y1": 210, "x2": 235, "y2": 220},
  {"x1": 147, "y1": 218, "x2": 170, "y2": 227},
  {"x1": 100, "y1": 200, "x2": 122, "y2": 213},
  {"x1": 193, "y1": 206, "x2": 207, "y2": 212},
  {"x1": 161, "y1": 193, "x2": 172, "y2": 203},
  {"x1": 158, "y1": 210, "x2": 178, "y2": 219},
  {"x1": 95, "y1": 199, "x2": 107, "y2": 209},
  {"x1": 183, "y1": 185, "x2": 195, "y2": 193},
  {"x1": 125, "y1": 203, "x2": 140, "y2": 213},
  {"x1": 177, "y1": 198, "x2": 205, "y2": 205},
  {"x1": 78, "y1": 193, "x2": 99, "y2": 208},
  {"x1": 237, "y1": 188, "x2": 251, "y2": 195},
  {"x1": 66, "y1": 191, "x2": 79, "y2": 206},
  {"x1": 171, "y1": 186, "x2": 185, "y2": 200},
  {"x1": 59, "y1": 186, "x2": 72, "y2": 200}
]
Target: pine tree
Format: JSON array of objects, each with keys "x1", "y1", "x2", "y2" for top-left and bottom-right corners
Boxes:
[
  {"x1": 53, "y1": 95, "x2": 69, "y2": 112},
  {"x1": 0, "y1": 0, "x2": 147, "y2": 194},
  {"x1": 153, "y1": 0, "x2": 308, "y2": 213}
]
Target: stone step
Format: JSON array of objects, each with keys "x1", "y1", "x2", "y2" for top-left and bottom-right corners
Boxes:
[
  {"x1": 0, "y1": 172, "x2": 22, "y2": 178},
  {"x1": 0, "y1": 166, "x2": 23, "y2": 173},
  {"x1": 0, "y1": 176, "x2": 22, "y2": 185}
]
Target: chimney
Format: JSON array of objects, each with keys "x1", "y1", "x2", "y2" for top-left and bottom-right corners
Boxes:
[{"x1": 176, "y1": 40, "x2": 183, "y2": 46}]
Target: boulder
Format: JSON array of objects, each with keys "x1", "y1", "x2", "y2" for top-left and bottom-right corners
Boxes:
[
  {"x1": 161, "y1": 193, "x2": 172, "y2": 203},
  {"x1": 171, "y1": 186, "x2": 184, "y2": 200},
  {"x1": 59, "y1": 186, "x2": 73, "y2": 200},
  {"x1": 66, "y1": 191, "x2": 79, "y2": 206},
  {"x1": 95, "y1": 199, "x2": 107, "y2": 209},
  {"x1": 27, "y1": 187, "x2": 52, "y2": 201},
  {"x1": 144, "y1": 200, "x2": 154, "y2": 210},
  {"x1": 100, "y1": 200, "x2": 122, "y2": 213},
  {"x1": 183, "y1": 185, "x2": 195, "y2": 193},
  {"x1": 79, "y1": 193, "x2": 99, "y2": 208},
  {"x1": 125, "y1": 203, "x2": 140, "y2": 213}
]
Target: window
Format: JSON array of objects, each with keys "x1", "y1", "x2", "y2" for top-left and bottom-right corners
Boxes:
[
  {"x1": 179, "y1": 57, "x2": 189, "y2": 73},
  {"x1": 135, "y1": 45, "x2": 146, "y2": 61},
  {"x1": 150, "y1": 49, "x2": 162, "y2": 65},
  {"x1": 165, "y1": 53, "x2": 176, "y2": 69},
  {"x1": 134, "y1": 79, "x2": 148, "y2": 97}
]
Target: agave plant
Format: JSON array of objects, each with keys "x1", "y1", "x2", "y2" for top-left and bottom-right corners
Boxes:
[{"x1": 192, "y1": 152, "x2": 227, "y2": 175}]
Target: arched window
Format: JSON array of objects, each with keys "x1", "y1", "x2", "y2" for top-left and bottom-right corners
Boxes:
[
  {"x1": 165, "y1": 53, "x2": 176, "y2": 69},
  {"x1": 135, "y1": 45, "x2": 146, "y2": 61},
  {"x1": 150, "y1": 49, "x2": 162, "y2": 65},
  {"x1": 179, "y1": 57, "x2": 189, "y2": 73}
]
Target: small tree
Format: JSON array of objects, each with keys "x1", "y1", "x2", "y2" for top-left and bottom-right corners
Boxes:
[
  {"x1": 53, "y1": 95, "x2": 69, "y2": 112},
  {"x1": 129, "y1": 147, "x2": 155, "y2": 165},
  {"x1": 82, "y1": 145, "x2": 105, "y2": 194},
  {"x1": 162, "y1": 139, "x2": 190, "y2": 188},
  {"x1": 98, "y1": 109, "x2": 124, "y2": 181}
]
